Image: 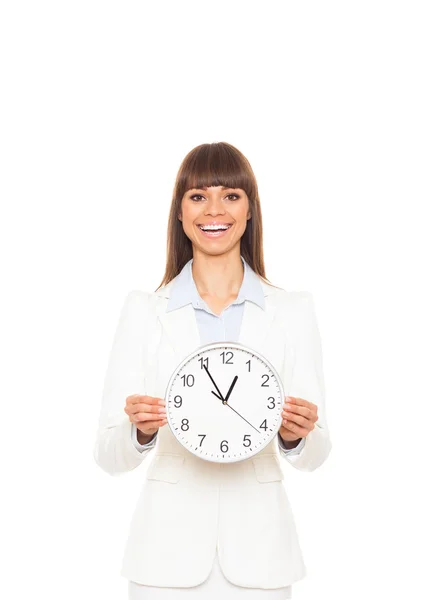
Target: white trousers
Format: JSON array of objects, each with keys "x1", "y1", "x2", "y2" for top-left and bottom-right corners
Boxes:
[{"x1": 128, "y1": 550, "x2": 292, "y2": 599}]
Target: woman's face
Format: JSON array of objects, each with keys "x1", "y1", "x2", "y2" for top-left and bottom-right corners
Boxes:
[{"x1": 179, "y1": 185, "x2": 251, "y2": 256}]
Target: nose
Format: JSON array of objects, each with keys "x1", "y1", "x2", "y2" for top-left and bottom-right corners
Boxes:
[{"x1": 205, "y1": 195, "x2": 226, "y2": 216}]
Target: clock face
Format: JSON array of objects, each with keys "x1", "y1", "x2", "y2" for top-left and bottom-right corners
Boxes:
[{"x1": 165, "y1": 342, "x2": 285, "y2": 463}]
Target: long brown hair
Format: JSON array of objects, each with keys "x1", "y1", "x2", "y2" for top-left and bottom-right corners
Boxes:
[{"x1": 155, "y1": 142, "x2": 274, "y2": 291}]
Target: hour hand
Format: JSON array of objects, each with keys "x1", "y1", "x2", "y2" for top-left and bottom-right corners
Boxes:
[
  {"x1": 210, "y1": 374, "x2": 238, "y2": 403},
  {"x1": 223, "y1": 375, "x2": 238, "y2": 403}
]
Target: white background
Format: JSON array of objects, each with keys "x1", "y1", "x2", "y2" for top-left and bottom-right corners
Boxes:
[{"x1": 1, "y1": 1, "x2": 425, "y2": 599}]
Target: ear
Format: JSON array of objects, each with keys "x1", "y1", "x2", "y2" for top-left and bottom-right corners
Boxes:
[{"x1": 247, "y1": 210, "x2": 251, "y2": 220}]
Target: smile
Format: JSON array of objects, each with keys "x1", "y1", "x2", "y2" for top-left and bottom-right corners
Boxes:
[{"x1": 197, "y1": 224, "x2": 233, "y2": 238}]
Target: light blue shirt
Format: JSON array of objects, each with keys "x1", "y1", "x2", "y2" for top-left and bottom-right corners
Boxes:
[{"x1": 131, "y1": 255, "x2": 305, "y2": 456}]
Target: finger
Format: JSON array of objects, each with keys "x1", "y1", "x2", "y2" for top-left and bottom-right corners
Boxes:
[
  {"x1": 125, "y1": 396, "x2": 166, "y2": 416},
  {"x1": 127, "y1": 402, "x2": 167, "y2": 416},
  {"x1": 282, "y1": 411, "x2": 316, "y2": 433},
  {"x1": 280, "y1": 421, "x2": 310, "y2": 437},
  {"x1": 139, "y1": 418, "x2": 168, "y2": 431},
  {"x1": 286, "y1": 396, "x2": 317, "y2": 412},
  {"x1": 132, "y1": 412, "x2": 168, "y2": 423},
  {"x1": 126, "y1": 394, "x2": 166, "y2": 406},
  {"x1": 285, "y1": 396, "x2": 318, "y2": 415},
  {"x1": 126, "y1": 394, "x2": 146, "y2": 405},
  {"x1": 283, "y1": 402, "x2": 312, "y2": 419},
  {"x1": 282, "y1": 410, "x2": 309, "y2": 428}
]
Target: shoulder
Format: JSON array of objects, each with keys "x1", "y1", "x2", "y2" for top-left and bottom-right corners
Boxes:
[
  {"x1": 117, "y1": 289, "x2": 157, "y2": 324},
  {"x1": 281, "y1": 289, "x2": 314, "y2": 308},
  {"x1": 276, "y1": 290, "x2": 323, "y2": 349},
  {"x1": 120, "y1": 288, "x2": 169, "y2": 319},
  {"x1": 266, "y1": 288, "x2": 318, "y2": 333},
  {"x1": 263, "y1": 282, "x2": 314, "y2": 311},
  {"x1": 120, "y1": 289, "x2": 151, "y2": 311}
]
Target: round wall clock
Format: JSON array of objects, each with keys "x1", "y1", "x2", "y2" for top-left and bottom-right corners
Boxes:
[{"x1": 164, "y1": 341, "x2": 285, "y2": 463}]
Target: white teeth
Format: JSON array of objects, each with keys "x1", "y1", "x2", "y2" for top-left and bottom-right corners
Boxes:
[{"x1": 199, "y1": 225, "x2": 231, "y2": 231}]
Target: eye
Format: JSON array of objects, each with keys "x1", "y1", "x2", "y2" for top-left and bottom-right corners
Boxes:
[{"x1": 188, "y1": 193, "x2": 240, "y2": 202}]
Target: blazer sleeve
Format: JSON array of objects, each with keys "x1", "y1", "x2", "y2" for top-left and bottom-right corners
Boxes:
[
  {"x1": 277, "y1": 432, "x2": 306, "y2": 455},
  {"x1": 93, "y1": 290, "x2": 158, "y2": 475},
  {"x1": 131, "y1": 423, "x2": 158, "y2": 452},
  {"x1": 278, "y1": 292, "x2": 332, "y2": 472}
]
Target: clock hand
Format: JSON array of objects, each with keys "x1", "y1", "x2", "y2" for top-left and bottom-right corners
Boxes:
[
  {"x1": 203, "y1": 365, "x2": 226, "y2": 403},
  {"x1": 211, "y1": 375, "x2": 238, "y2": 402},
  {"x1": 219, "y1": 374, "x2": 260, "y2": 433},
  {"x1": 226, "y1": 404, "x2": 260, "y2": 433},
  {"x1": 210, "y1": 386, "x2": 259, "y2": 432},
  {"x1": 211, "y1": 373, "x2": 238, "y2": 403},
  {"x1": 223, "y1": 375, "x2": 238, "y2": 403}
]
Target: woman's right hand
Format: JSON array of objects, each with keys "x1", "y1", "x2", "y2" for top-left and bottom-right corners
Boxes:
[{"x1": 124, "y1": 394, "x2": 168, "y2": 436}]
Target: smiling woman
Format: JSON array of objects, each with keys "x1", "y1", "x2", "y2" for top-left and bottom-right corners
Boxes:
[{"x1": 94, "y1": 141, "x2": 331, "y2": 599}]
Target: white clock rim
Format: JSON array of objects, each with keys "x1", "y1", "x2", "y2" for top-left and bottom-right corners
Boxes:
[{"x1": 164, "y1": 341, "x2": 285, "y2": 464}]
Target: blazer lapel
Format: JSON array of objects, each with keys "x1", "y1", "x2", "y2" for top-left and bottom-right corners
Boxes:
[
  {"x1": 156, "y1": 279, "x2": 284, "y2": 373},
  {"x1": 238, "y1": 296, "x2": 277, "y2": 353},
  {"x1": 158, "y1": 303, "x2": 201, "y2": 366}
]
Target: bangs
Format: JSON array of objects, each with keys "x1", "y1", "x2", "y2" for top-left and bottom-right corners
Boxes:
[{"x1": 178, "y1": 143, "x2": 256, "y2": 198}]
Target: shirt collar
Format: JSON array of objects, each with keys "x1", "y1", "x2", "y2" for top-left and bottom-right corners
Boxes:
[{"x1": 166, "y1": 255, "x2": 265, "y2": 313}]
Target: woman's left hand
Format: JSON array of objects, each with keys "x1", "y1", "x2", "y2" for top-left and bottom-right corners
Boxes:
[{"x1": 279, "y1": 396, "x2": 319, "y2": 443}]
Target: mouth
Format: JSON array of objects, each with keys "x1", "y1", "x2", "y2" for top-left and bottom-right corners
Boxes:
[{"x1": 196, "y1": 223, "x2": 233, "y2": 238}]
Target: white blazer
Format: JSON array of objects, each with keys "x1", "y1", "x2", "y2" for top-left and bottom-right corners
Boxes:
[{"x1": 93, "y1": 277, "x2": 332, "y2": 589}]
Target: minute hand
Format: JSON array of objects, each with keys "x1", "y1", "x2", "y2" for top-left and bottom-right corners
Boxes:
[
  {"x1": 203, "y1": 365, "x2": 225, "y2": 403},
  {"x1": 223, "y1": 375, "x2": 260, "y2": 433}
]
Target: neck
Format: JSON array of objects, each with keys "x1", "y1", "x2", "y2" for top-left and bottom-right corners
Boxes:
[{"x1": 191, "y1": 247, "x2": 244, "y2": 299}]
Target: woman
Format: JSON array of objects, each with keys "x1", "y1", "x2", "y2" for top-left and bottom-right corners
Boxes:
[{"x1": 93, "y1": 142, "x2": 332, "y2": 598}]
